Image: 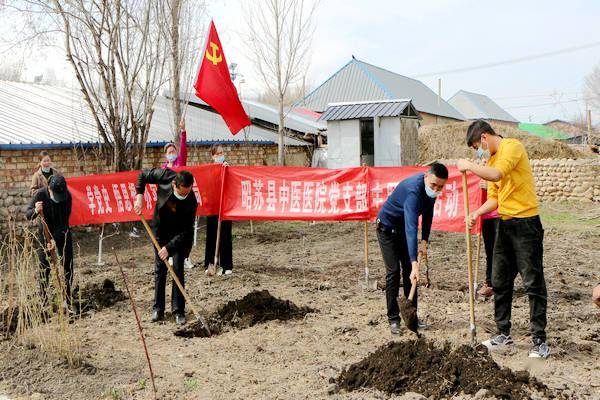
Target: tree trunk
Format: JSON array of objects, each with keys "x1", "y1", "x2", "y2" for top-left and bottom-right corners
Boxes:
[
  {"x1": 278, "y1": 95, "x2": 285, "y2": 165},
  {"x1": 170, "y1": 0, "x2": 182, "y2": 143}
]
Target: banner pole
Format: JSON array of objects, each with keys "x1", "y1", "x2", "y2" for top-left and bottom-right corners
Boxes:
[
  {"x1": 364, "y1": 220, "x2": 369, "y2": 285},
  {"x1": 214, "y1": 164, "x2": 227, "y2": 267},
  {"x1": 97, "y1": 223, "x2": 105, "y2": 266}
]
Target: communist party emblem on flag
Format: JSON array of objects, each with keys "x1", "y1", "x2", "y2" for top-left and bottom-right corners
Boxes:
[{"x1": 194, "y1": 21, "x2": 250, "y2": 135}]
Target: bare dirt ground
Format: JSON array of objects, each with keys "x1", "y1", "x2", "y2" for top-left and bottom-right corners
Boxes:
[{"x1": 1, "y1": 203, "x2": 599, "y2": 400}]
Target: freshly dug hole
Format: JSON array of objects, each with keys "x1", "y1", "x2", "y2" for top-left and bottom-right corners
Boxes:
[
  {"x1": 72, "y1": 279, "x2": 126, "y2": 314},
  {"x1": 336, "y1": 339, "x2": 551, "y2": 399},
  {"x1": 175, "y1": 289, "x2": 316, "y2": 338}
]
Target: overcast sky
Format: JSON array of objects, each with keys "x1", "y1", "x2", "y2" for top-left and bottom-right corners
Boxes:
[
  {"x1": 5, "y1": 0, "x2": 600, "y2": 124},
  {"x1": 210, "y1": 0, "x2": 600, "y2": 123}
]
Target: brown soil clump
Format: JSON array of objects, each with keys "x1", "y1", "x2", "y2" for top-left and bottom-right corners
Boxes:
[
  {"x1": 336, "y1": 339, "x2": 551, "y2": 399},
  {"x1": 73, "y1": 278, "x2": 126, "y2": 314},
  {"x1": 175, "y1": 289, "x2": 315, "y2": 338}
]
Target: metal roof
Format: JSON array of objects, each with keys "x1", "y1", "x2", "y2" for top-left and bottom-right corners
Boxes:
[
  {"x1": 319, "y1": 99, "x2": 420, "y2": 121},
  {"x1": 170, "y1": 90, "x2": 327, "y2": 135},
  {"x1": 447, "y1": 90, "x2": 519, "y2": 123},
  {"x1": 0, "y1": 80, "x2": 309, "y2": 149},
  {"x1": 300, "y1": 58, "x2": 465, "y2": 120}
]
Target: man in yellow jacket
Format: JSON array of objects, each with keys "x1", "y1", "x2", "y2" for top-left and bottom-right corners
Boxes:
[{"x1": 457, "y1": 119, "x2": 549, "y2": 359}]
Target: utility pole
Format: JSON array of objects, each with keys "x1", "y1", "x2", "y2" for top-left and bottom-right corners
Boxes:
[{"x1": 587, "y1": 109, "x2": 592, "y2": 145}]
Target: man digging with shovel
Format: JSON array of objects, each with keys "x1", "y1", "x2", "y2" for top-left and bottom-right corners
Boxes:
[
  {"x1": 134, "y1": 169, "x2": 197, "y2": 326},
  {"x1": 458, "y1": 119, "x2": 549, "y2": 359},
  {"x1": 376, "y1": 163, "x2": 448, "y2": 335}
]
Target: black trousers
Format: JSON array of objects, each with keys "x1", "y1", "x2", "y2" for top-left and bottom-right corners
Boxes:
[
  {"x1": 154, "y1": 247, "x2": 185, "y2": 315},
  {"x1": 492, "y1": 216, "x2": 547, "y2": 341},
  {"x1": 376, "y1": 223, "x2": 417, "y2": 323},
  {"x1": 36, "y1": 231, "x2": 73, "y2": 304},
  {"x1": 204, "y1": 215, "x2": 233, "y2": 270},
  {"x1": 481, "y1": 218, "x2": 498, "y2": 286}
]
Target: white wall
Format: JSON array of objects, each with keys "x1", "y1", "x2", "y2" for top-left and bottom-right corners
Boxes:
[
  {"x1": 374, "y1": 116, "x2": 401, "y2": 166},
  {"x1": 326, "y1": 119, "x2": 360, "y2": 168}
]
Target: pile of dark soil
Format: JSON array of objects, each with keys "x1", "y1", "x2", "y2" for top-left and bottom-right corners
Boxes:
[
  {"x1": 73, "y1": 279, "x2": 126, "y2": 314},
  {"x1": 335, "y1": 339, "x2": 551, "y2": 399},
  {"x1": 175, "y1": 289, "x2": 315, "y2": 338}
]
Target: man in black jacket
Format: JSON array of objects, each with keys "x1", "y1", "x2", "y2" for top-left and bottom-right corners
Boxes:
[
  {"x1": 134, "y1": 168, "x2": 197, "y2": 325},
  {"x1": 26, "y1": 175, "x2": 73, "y2": 306}
]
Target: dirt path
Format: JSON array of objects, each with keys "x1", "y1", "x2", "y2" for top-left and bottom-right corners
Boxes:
[{"x1": 1, "y1": 204, "x2": 598, "y2": 399}]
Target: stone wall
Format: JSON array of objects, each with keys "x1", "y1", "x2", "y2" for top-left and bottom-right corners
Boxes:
[
  {"x1": 0, "y1": 144, "x2": 310, "y2": 236},
  {"x1": 531, "y1": 159, "x2": 599, "y2": 202}
]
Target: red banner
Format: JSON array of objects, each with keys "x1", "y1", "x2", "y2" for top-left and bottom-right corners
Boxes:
[
  {"x1": 66, "y1": 165, "x2": 482, "y2": 233},
  {"x1": 67, "y1": 164, "x2": 223, "y2": 226}
]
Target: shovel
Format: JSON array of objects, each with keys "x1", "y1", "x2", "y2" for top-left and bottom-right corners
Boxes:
[
  {"x1": 461, "y1": 172, "x2": 477, "y2": 347},
  {"x1": 139, "y1": 215, "x2": 211, "y2": 336},
  {"x1": 399, "y1": 253, "x2": 421, "y2": 334}
]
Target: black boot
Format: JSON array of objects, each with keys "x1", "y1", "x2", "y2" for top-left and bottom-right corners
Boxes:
[{"x1": 151, "y1": 309, "x2": 164, "y2": 322}]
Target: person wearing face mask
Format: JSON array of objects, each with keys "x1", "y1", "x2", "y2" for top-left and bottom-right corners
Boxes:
[
  {"x1": 26, "y1": 175, "x2": 73, "y2": 307},
  {"x1": 162, "y1": 119, "x2": 188, "y2": 169},
  {"x1": 134, "y1": 169, "x2": 198, "y2": 325},
  {"x1": 457, "y1": 119, "x2": 549, "y2": 359},
  {"x1": 204, "y1": 144, "x2": 233, "y2": 276},
  {"x1": 160, "y1": 119, "x2": 195, "y2": 270},
  {"x1": 30, "y1": 151, "x2": 60, "y2": 197},
  {"x1": 376, "y1": 162, "x2": 448, "y2": 335},
  {"x1": 476, "y1": 157, "x2": 499, "y2": 299}
]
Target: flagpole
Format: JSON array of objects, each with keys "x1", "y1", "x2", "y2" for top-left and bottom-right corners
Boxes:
[{"x1": 213, "y1": 163, "x2": 227, "y2": 267}]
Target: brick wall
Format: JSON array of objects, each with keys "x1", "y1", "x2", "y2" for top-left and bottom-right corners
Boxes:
[{"x1": 0, "y1": 143, "x2": 310, "y2": 236}]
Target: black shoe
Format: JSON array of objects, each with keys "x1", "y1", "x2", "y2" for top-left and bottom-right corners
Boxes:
[
  {"x1": 151, "y1": 310, "x2": 164, "y2": 322},
  {"x1": 390, "y1": 321, "x2": 402, "y2": 335},
  {"x1": 175, "y1": 313, "x2": 186, "y2": 325}
]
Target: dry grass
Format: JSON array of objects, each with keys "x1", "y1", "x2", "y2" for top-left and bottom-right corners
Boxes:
[
  {"x1": 0, "y1": 218, "x2": 83, "y2": 367},
  {"x1": 418, "y1": 121, "x2": 590, "y2": 163}
]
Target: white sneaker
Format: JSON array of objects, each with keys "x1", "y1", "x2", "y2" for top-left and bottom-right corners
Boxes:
[
  {"x1": 482, "y1": 334, "x2": 514, "y2": 350},
  {"x1": 529, "y1": 339, "x2": 550, "y2": 359},
  {"x1": 129, "y1": 227, "x2": 140, "y2": 238},
  {"x1": 224, "y1": 269, "x2": 233, "y2": 276},
  {"x1": 205, "y1": 264, "x2": 216, "y2": 276},
  {"x1": 216, "y1": 267, "x2": 224, "y2": 276},
  {"x1": 184, "y1": 258, "x2": 195, "y2": 270}
]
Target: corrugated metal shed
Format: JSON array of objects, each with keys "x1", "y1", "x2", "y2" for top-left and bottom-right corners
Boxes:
[
  {"x1": 0, "y1": 80, "x2": 309, "y2": 149},
  {"x1": 447, "y1": 90, "x2": 519, "y2": 123},
  {"x1": 319, "y1": 99, "x2": 419, "y2": 121},
  {"x1": 300, "y1": 58, "x2": 465, "y2": 121},
  {"x1": 169, "y1": 91, "x2": 327, "y2": 135}
]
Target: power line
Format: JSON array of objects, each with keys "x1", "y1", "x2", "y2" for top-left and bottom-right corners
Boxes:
[
  {"x1": 503, "y1": 96, "x2": 600, "y2": 110},
  {"x1": 413, "y1": 41, "x2": 600, "y2": 78},
  {"x1": 492, "y1": 91, "x2": 581, "y2": 100}
]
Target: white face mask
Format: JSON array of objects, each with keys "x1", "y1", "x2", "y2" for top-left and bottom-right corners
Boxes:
[
  {"x1": 41, "y1": 167, "x2": 51, "y2": 173},
  {"x1": 425, "y1": 185, "x2": 442, "y2": 198},
  {"x1": 166, "y1": 154, "x2": 177, "y2": 163},
  {"x1": 477, "y1": 138, "x2": 491, "y2": 160},
  {"x1": 173, "y1": 189, "x2": 188, "y2": 201},
  {"x1": 214, "y1": 155, "x2": 225, "y2": 164},
  {"x1": 50, "y1": 192, "x2": 59, "y2": 203}
]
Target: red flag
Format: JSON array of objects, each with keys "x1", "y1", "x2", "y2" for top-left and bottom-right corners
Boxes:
[{"x1": 194, "y1": 21, "x2": 250, "y2": 135}]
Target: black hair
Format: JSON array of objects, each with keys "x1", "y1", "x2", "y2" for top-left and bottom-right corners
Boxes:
[
  {"x1": 174, "y1": 170, "x2": 194, "y2": 188},
  {"x1": 428, "y1": 162, "x2": 448, "y2": 180},
  {"x1": 466, "y1": 119, "x2": 497, "y2": 148},
  {"x1": 210, "y1": 143, "x2": 223, "y2": 156}
]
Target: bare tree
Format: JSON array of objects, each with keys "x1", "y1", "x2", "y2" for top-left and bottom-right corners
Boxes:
[
  {"x1": 162, "y1": 0, "x2": 207, "y2": 144},
  {"x1": 10, "y1": 0, "x2": 168, "y2": 171},
  {"x1": 245, "y1": 0, "x2": 318, "y2": 165}
]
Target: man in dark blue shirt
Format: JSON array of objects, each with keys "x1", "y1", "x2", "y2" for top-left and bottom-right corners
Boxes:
[{"x1": 377, "y1": 162, "x2": 448, "y2": 335}]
